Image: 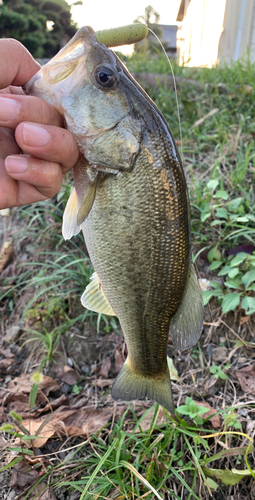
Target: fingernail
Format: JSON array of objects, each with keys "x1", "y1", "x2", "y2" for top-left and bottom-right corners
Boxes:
[
  {"x1": 5, "y1": 156, "x2": 28, "y2": 174},
  {"x1": 23, "y1": 123, "x2": 51, "y2": 147},
  {"x1": 0, "y1": 97, "x2": 20, "y2": 122}
]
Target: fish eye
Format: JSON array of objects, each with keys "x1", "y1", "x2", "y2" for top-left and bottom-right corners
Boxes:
[{"x1": 94, "y1": 65, "x2": 116, "y2": 88}]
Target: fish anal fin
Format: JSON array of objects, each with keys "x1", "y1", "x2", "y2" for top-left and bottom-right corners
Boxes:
[
  {"x1": 77, "y1": 176, "x2": 98, "y2": 225},
  {"x1": 111, "y1": 358, "x2": 174, "y2": 414},
  {"x1": 81, "y1": 272, "x2": 115, "y2": 316},
  {"x1": 62, "y1": 187, "x2": 81, "y2": 240},
  {"x1": 171, "y1": 263, "x2": 204, "y2": 351}
]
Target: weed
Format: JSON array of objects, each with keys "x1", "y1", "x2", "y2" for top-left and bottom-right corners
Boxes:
[
  {"x1": 203, "y1": 251, "x2": 255, "y2": 314},
  {"x1": 176, "y1": 397, "x2": 208, "y2": 425},
  {"x1": 190, "y1": 179, "x2": 255, "y2": 246},
  {"x1": 209, "y1": 364, "x2": 231, "y2": 380},
  {"x1": 223, "y1": 410, "x2": 242, "y2": 430}
]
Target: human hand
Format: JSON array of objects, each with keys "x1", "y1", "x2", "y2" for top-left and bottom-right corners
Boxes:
[{"x1": 0, "y1": 39, "x2": 79, "y2": 209}]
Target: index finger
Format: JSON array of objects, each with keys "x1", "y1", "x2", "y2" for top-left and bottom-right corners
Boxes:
[{"x1": 0, "y1": 39, "x2": 40, "y2": 89}]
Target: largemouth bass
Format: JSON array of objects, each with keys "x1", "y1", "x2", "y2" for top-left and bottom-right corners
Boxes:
[{"x1": 25, "y1": 27, "x2": 203, "y2": 413}]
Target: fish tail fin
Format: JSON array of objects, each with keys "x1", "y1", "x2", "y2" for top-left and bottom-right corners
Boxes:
[{"x1": 111, "y1": 358, "x2": 174, "y2": 414}]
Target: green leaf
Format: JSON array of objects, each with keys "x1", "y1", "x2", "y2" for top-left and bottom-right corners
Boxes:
[
  {"x1": 207, "y1": 179, "x2": 219, "y2": 191},
  {"x1": 228, "y1": 197, "x2": 243, "y2": 213},
  {"x1": 207, "y1": 246, "x2": 221, "y2": 263},
  {"x1": 236, "y1": 216, "x2": 249, "y2": 222},
  {"x1": 29, "y1": 383, "x2": 39, "y2": 410},
  {"x1": 242, "y1": 269, "x2": 255, "y2": 289},
  {"x1": 247, "y1": 214, "x2": 255, "y2": 221},
  {"x1": 222, "y1": 293, "x2": 241, "y2": 313},
  {"x1": 203, "y1": 445, "x2": 254, "y2": 466},
  {"x1": 0, "y1": 457, "x2": 23, "y2": 472},
  {"x1": 218, "y1": 265, "x2": 231, "y2": 276},
  {"x1": 215, "y1": 208, "x2": 228, "y2": 219},
  {"x1": 210, "y1": 281, "x2": 223, "y2": 289},
  {"x1": 203, "y1": 466, "x2": 250, "y2": 486},
  {"x1": 176, "y1": 405, "x2": 191, "y2": 416},
  {"x1": 241, "y1": 296, "x2": 255, "y2": 313},
  {"x1": 213, "y1": 190, "x2": 229, "y2": 200},
  {"x1": 209, "y1": 261, "x2": 222, "y2": 271},
  {"x1": 211, "y1": 219, "x2": 224, "y2": 226},
  {"x1": 201, "y1": 212, "x2": 210, "y2": 222},
  {"x1": 247, "y1": 283, "x2": 255, "y2": 291},
  {"x1": 202, "y1": 290, "x2": 223, "y2": 305},
  {"x1": 206, "y1": 478, "x2": 219, "y2": 490},
  {"x1": 228, "y1": 268, "x2": 240, "y2": 279},
  {"x1": 224, "y1": 279, "x2": 243, "y2": 289},
  {"x1": 230, "y1": 253, "x2": 249, "y2": 267},
  {"x1": 167, "y1": 356, "x2": 179, "y2": 381}
]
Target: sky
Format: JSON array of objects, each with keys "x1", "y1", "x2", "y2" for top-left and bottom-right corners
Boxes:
[{"x1": 69, "y1": 0, "x2": 181, "y2": 35}]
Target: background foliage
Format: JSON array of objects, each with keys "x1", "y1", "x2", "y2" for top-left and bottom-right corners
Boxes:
[{"x1": 0, "y1": 0, "x2": 78, "y2": 57}]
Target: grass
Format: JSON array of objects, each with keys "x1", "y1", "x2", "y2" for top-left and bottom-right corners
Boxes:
[
  {"x1": 1, "y1": 50, "x2": 255, "y2": 498},
  {"x1": 1, "y1": 403, "x2": 254, "y2": 499}
]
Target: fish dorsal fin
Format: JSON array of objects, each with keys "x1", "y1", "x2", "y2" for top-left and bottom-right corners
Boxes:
[
  {"x1": 171, "y1": 263, "x2": 203, "y2": 350},
  {"x1": 81, "y1": 272, "x2": 115, "y2": 316},
  {"x1": 62, "y1": 187, "x2": 81, "y2": 240},
  {"x1": 77, "y1": 176, "x2": 98, "y2": 225}
]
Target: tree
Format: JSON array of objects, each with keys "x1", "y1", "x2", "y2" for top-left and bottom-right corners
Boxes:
[
  {"x1": 133, "y1": 5, "x2": 162, "y2": 54},
  {"x1": 0, "y1": 0, "x2": 79, "y2": 58}
]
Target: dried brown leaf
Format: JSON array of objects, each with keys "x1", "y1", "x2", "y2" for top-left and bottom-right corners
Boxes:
[
  {"x1": 212, "y1": 347, "x2": 228, "y2": 362},
  {"x1": 56, "y1": 407, "x2": 113, "y2": 433},
  {"x1": 114, "y1": 344, "x2": 125, "y2": 373},
  {"x1": 99, "y1": 356, "x2": 111, "y2": 378},
  {"x1": 195, "y1": 401, "x2": 221, "y2": 429},
  {"x1": 32, "y1": 482, "x2": 57, "y2": 500},
  {"x1": 8, "y1": 373, "x2": 59, "y2": 395},
  {"x1": 92, "y1": 378, "x2": 114, "y2": 388},
  {"x1": 21, "y1": 406, "x2": 113, "y2": 447},
  {"x1": 240, "y1": 315, "x2": 251, "y2": 326},
  {"x1": 61, "y1": 365, "x2": 79, "y2": 385},
  {"x1": 235, "y1": 363, "x2": 255, "y2": 395},
  {"x1": 10, "y1": 458, "x2": 37, "y2": 488},
  {"x1": 34, "y1": 394, "x2": 69, "y2": 416},
  {"x1": 4, "y1": 393, "x2": 30, "y2": 415},
  {"x1": 0, "y1": 436, "x2": 7, "y2": 450},
  {"x1": 0, "y1": 240, "x2": 13, "y2": 273},
  {"x1": 0, "y1": 357, "x2": 15, "y2": 371},
  {"x1": 21, "y1": 418, "x2": 56, "y2": 448},
  {"x1": 0, "y1": 348, "x2": 14, "y2": 358}
]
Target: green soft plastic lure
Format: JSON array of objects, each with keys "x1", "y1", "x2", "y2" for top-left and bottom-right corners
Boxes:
[{"x1": 95, "y1": 23, "x2": 148, "y2": 47}]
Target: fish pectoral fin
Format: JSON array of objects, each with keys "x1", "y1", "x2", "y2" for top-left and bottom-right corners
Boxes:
[
  {"x1": 62, "y1": 187, "x2": 81, "y2": 240},
  {"x1": 111, "y1": 359, "x2": 174, "y2": 414},
  {"x1": 171, "y1": 263, "x2": 204, "y2": 351},
  {"x1": 81, "y1": 272, "x2": 115, "y2": 316},
  {"x1": 77, "y1": 176, "x2": 98, "y2": 225}
]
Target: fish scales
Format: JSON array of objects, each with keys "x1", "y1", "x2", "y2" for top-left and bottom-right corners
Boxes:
[
  {"x1": 24, "y1": 26, "x2": 203, "y2": 413},
  {"x1": 80, "y1": 138, "x2": 189, "y2": 372}
]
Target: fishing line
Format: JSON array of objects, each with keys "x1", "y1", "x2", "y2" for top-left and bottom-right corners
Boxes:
[{"x1": 147, "y1": 28, "x2": 183, "y2": 164}]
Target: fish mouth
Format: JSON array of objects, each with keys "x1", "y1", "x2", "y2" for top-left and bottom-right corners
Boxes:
[{"x1": 24, "y1": 27, "x2": 97, "y2": 94}]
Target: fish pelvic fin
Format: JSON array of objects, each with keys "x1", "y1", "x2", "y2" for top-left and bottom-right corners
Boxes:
[
  {"x1": 81, "y1": 272, "x2": 115, "y2": 316},
  {"x1": 111, "y1": 358, "x2": 174, "y2": 414},
  {"x1": 62, "y1": 187, "x2": 81, "y2": 240},
  {"x1": 171, "y1": 262, "x2": 204, "y2": 350}
]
